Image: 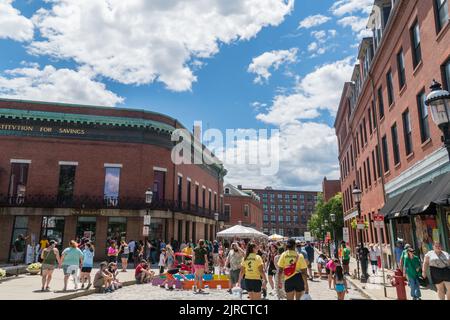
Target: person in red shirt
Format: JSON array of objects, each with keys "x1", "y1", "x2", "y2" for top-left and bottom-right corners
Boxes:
[{"x1": 135, "y1": 260, "x2": 154, "y2": 284}]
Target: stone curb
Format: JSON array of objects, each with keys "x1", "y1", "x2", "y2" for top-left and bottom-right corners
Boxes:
[
  {"x1": 47, "y1": 280, "x2": 136, "y2": 300},
  {"x1": 345, "y1": 276, "x2": 378, "y2": 301}
]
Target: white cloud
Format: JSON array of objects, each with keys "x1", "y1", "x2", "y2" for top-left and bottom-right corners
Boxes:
[
  {"x1": 298, "y1": 14, "x2": 331, "y2": 29},
  {"x1": 0, "y1": 64, "x2": 123, "y2": 106},
  {"x1": 307, "y1": 30, "x2": 338, "y2": 56},
  {"x1": 256, "y1": 57, "x2": 354, "y2": 125},
  {"x1": 28, "y1": 0, "x2": 294, "y2": 92},
  {"x1": 331, "y1": 0, "x2": 373, "y2": 16},
  {"x1": 248, "y1": 48, "x2": 298, "y2": 84},
  {"x1": 223, "y1": 122, "x2": 340, "y2": 191},
  {"x1": 0, "y1": 0, "x2": 34, "y2": 41},
  {"x1": 338, "y1": 15, "x2": 372, "y2": 38}
]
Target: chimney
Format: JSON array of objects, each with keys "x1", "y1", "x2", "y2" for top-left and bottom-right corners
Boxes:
[
  {"x1": 237, "y1": 185, "x2": 242, "y2": 190},
  {"x1": 193, "y1": 121, "x2": 202, "y2": 142}
]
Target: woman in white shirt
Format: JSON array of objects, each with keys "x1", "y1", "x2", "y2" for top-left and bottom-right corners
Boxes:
[{"x1": 422, "y1": 241, "x2": 450, "y2": 300}]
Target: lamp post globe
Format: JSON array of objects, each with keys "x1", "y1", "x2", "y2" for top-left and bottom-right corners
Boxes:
[
  {"x1": 425, "y1": 80, "x2": 450, "y2": 159},
  {"x1": 145, "y1": 189, "x2": 153, "y2": 204}
]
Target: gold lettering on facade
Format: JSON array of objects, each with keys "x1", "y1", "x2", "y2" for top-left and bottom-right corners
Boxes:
[
  {"x1": 58, "y1": 128, "x2": 86, "y2": 135},
  {"x1": 40, "y1": 127, "x2": 53, "y2": 132},
  {"x1": 0, "y1": 124, "x2": 86, "y2": 135}
]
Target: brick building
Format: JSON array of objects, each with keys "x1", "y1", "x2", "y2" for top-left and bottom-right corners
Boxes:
[
  {"x1": 0, "y1": 98, "x2": 228, "y2": 262},
  {"x1": 251, "y1": 187, "x2": 319, "y2": 237},
  {"x1": 335, "y1": 0, "x2": 450, "y2": 267},
  {"x1": 223, "y1": 184, "x2": 263, "y2": 231},
  {"x1": 322, "y1": 177, "x2": 341, "y2": 202}
]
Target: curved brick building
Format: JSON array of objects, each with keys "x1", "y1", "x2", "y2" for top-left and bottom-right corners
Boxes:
[{"x1": 0, "y1": 98, "x2": 227, "y2": 262}]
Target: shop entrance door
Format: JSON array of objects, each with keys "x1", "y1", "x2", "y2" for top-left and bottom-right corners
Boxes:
[{"x1": 76, "y1": 217, "x2": 97, "y2": 243}]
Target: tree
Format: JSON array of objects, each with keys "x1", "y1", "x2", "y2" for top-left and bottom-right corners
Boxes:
[{"x1": 308, "y1": 193, "x2": 343, "y2": 241}]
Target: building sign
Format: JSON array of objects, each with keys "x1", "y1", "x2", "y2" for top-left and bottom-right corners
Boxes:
[
  {"x1": 373, "y1": 214, "x2": 384, "y2": 228},
  {"x1": 143, "y1": 215, "x2": 151, "y2": 226},
  {"x1": 84, "y1": 231, "x2": 93, "y2": 239},
  {"x1": 304, "y1": 232, "x2": 311, "y2": 241},
  {"x1": 343, "y1": 227, "x2": 349, "y2": 242},
  {"x1": 0, "y1": 123, "x2": 86, "y2": 135},
  {"x1": 142, "y1": 226, "x2": 149, "y2": 237}
]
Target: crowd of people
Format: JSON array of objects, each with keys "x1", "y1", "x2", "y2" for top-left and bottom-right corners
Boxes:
[{"x1": 10, "y1": 232, "x2": 450, "y2": 300}]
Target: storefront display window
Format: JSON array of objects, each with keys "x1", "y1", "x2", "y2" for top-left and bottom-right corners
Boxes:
[
  {"x1": 9, "y1": 216, "x2": 28, "y2": 262},
  {"x1": 107, "y1": 217, "x2": 127, "y2": 245},
  {"x1": 149, "y1": 218, "x2": 164, "y2": 241},
  {"x1": 392, "y1": 217, "x2": 413, "y2": 246},
  {"x1": 76, "y1": 217, "x2": 97, "y2": 243},
  {"x1": 41, "y1": 216, "x2": 65, "y2": 250},
  {"x1": 414, "y1": 215, "x2": 438, "y2": 260}
]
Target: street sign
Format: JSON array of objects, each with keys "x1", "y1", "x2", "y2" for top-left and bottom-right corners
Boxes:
[
  {"x1": 143, "y1": 215, "x2": 151, "y2": 226},
  {"x1": 304, "y1": 232, "x2": 312, "y2": 241},
  {"x1": 357, "y1": 218, "x2": 365, "y2": 229},
  {"x1": 343, "y1": 227, "x2": 349, "y2": 242},
  {"x1": 142, "y1": 226, "x2": 149, "y2": 237},
  {"x1": 373, "y1": 214, "x2": 384, "y2": 228}
]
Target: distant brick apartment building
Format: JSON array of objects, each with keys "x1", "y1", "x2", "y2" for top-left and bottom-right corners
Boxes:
[
  {"x1": 0, "y1": 98, "x2": 228, "y2": 262},
  {"x1": 322, "y1": 177, "x2": 341, "y2": 202},
  {"x1": 251, "y1": 187, "x2": 319, "y2": 237},
  {"x1": 223, "y1": 184, "x2": 263, "y2": 231},
  {"x1": 335, "y1": 0, "x2": 450, "y2": 267}
]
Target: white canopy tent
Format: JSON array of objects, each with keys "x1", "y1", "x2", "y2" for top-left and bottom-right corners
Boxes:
[
  {"x1": 216, "y1": 225, "x2": 268, "y2": 239},
  {"x1": 268, "y1": 234, "x2": 286, "y2": 241}
]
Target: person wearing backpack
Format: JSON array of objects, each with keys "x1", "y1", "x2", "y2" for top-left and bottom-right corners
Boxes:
[
  {"x1": 238, "y1": 242, "x2": 267, "y2": 300},
  {"x1": 277, "y1": 238, "x2": 309, "y2": 300}
]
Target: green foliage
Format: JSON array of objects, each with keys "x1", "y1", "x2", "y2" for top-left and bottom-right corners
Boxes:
[{"x1": 308, "y1": 193, "x2": 343, "y2": 240}]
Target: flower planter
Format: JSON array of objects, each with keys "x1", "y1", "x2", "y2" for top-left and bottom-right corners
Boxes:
[{"x1": 27, "y1": 269, "x2": 40, "y2": 275}]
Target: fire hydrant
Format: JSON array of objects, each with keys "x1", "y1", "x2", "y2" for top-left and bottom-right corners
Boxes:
[{"x1": 390, "y1": 269, "x2": 407, "y2": 300}]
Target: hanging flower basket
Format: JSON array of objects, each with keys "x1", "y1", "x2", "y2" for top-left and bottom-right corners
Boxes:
[{"x1": 350, "y1": 218, "x2": 369, "y2": 230}]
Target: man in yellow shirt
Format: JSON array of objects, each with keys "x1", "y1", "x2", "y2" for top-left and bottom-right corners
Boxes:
[{"x1": 277, "y1": 238, "x2": 309, "y2": 300}]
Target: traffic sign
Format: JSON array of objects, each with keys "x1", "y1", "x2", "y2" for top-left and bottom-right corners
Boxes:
[
  {"x1": 143, "y1": 215, "x2": 151, "y2": 226},
  {"x1": 343, "y1": 227, "x2": 349, "y2": 242},
  {"x1": 142, "y1": 226, "x2": 149, "y2": 237},
  {"x1": 373, "y1": 214, "x2": 384, "y2": 228}
]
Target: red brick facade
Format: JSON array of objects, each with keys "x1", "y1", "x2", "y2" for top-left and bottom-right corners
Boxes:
[
  {"x1": 335, "y1": 0, "x2": 450, "y2": 259},
  {"x1": 322, "y1": 177, "x2": 341, "y2": 202},
  {"x1": 223, "y1": 186, "x2": 263, "y2": 231},
  {"x1": 0, "y1": 99, "x2": 226, "y2": 262}
]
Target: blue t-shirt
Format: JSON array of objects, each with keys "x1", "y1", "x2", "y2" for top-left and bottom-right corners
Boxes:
[
  {"x1": 62, "y1": 247, "x2": 83, "y2": 266},
  {"x1": 82, "y1": 249, "x2": 94, "y2": 267}
]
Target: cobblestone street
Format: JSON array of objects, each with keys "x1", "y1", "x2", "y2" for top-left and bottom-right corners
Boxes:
[{"x1": 75, "y1": 276, "x2": 368, "y2": 300}]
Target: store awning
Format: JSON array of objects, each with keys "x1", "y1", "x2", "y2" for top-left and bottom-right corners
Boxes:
[{"x1": 381, "y1": 171, "x2": 450, "y2": 220}]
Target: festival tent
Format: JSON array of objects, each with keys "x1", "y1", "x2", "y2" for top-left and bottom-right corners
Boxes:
[
  {"x1": 268, "y1": 234, "x2": 286, "y2": 241},
  {"x1": 216, "y1": 225, "x2": 268, "y2": 239}
]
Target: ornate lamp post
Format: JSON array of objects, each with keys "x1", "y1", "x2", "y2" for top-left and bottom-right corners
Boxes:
[
  {"x1": 330, "y1": 213, "x2": 337, "y2": 258},
  {"x1": 144, "y1": 189, "x2": 153, "y2": 258},
  {"x1": 425, "y1": 80, "x2": 450, "y2": 159},
  {"x1": 352, "y1": 188, "x2": 368, "y2": 282}
]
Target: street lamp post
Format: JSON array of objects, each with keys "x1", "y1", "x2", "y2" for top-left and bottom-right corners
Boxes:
[
  {"x1": 425, "y1": 80, "x2": 450, "y2": 159},
  {"x1": 352, "y1": 188, "x2": 368, "y2": 283},
  {"x1": 330, "y1": 213, "x2": 336, "y2": 258},
  {"x1": 214, "y1": 212, "x2": 219, "y2": 240},
  {"x1": 324, "y1": 219, "x2": 331, "y2": 258},
  {"x1": 144, "y1": 189, "x2": 153, "y2": 259}
]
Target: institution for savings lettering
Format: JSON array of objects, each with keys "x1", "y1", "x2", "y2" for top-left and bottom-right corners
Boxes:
[{"x1": 0, "y1": 124, "x2": 86, "y2": 135}]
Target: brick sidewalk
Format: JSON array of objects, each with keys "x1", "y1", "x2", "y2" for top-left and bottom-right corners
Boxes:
[
  {"x1": 344, "y1": 257, "x2": 439, "y2": 300},
  {"x1": 0, "y1": 264, "x2": 139, "y2": 300}
]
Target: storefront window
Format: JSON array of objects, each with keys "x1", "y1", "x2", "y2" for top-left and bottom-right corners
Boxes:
[
  {"x1": 76, "y1": 217, "x2": 96, "y2": 243},
  {"x1": 392, "y1": 217, "x2": 413, "y2": 246},
  {"x1": 414, "y1": 215, "x2": 439, "y2": 260},
  {"x1": 9, "y1": 216, "x2": 28, "y2": 262},
  {"x1": 41, "y1": 217, "x2": 65, "y2": 250},
  {"x1": 149, "y1": 218, "x2": 164, "y2": 242},
  {"x1": 107, "y1": 217, "x2": 127, "y2": 245}
]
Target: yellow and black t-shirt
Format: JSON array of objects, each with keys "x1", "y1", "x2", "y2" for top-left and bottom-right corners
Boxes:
[
  {"x1": 241, "y1": 253, "x2": 263, "y2": 280},
  {"x1": 277, "y1": 250, "x2": 307, "y2": 280}
]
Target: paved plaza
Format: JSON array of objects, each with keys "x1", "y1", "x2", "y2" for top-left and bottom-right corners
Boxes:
[{"x1": 75, "y1": 276, "x2": 367, "y2": 300}]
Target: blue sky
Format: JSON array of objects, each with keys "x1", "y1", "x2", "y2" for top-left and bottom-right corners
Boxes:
[{"x1": 0, "y1": 0, "x2": 373, "y2": 190}]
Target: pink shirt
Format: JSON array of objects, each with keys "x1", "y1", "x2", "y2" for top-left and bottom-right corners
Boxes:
[
  {"x1": 326, "y1": 260, "x2": 336, "y2": 272},
  {"x1": 108, "y1": 247, "x2": 118, "y2": 256}
]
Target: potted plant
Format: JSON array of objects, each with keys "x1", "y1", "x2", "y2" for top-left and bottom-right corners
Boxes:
[
  {"x1": 26, "y1": 263, "x2": 42, "y2": 275},
  {"x1": 0, "y1": 268, "x2": 6, "y2": 282}
]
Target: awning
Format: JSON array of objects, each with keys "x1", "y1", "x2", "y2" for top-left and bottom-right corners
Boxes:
[{"x1": 382, "y1": 171, "x2": 450, "y2": 220}]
